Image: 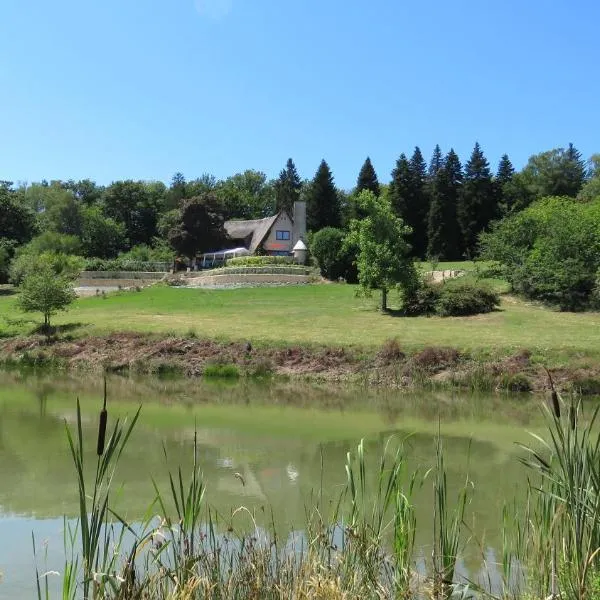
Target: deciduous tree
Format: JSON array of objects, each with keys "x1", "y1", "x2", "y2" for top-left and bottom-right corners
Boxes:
[
  {"x1": 167, "y1": 194, "x2": 227, "y2": 258},
  {"x1": 345, "y1": 190, "x2": 417, "y2": 311},
  {"x1": 17, "y1": 261, "x2": 77, "y2": 330}
]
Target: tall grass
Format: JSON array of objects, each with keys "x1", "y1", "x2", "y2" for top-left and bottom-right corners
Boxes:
[{"x1": 31, "y1": 384, "x2": 600, "y2": 599}]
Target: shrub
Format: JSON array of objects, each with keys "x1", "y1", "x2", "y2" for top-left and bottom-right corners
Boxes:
[
  {"x1": 247, "y1": 358, "x2": 274, "y2": 378},
  {"x1": 480, "y1": 196, "x2": 600, "y2": 310},
  {"x1": 226, "y1": 255, "x2": 293, "y2": 267},
  {"x1": 412, "y1": 347, "x2": 460, "y2": 370},
  {"x1": 402, "y1": 282, "x2": 441, "y2": 316},
  {"x1": 378, "y1": 338, "x2": 405, "y2": 362},
  {"x1": 435, "y1": 281, "x2": 500, "y2": 317},
  {"x1": 403, "y1": 280, "x2": 499, "y2": 317},
  {"x1": 571, "y1": 376, "x2": 600, "y2": 396},
  {"x1": 500, "y1": 373, "x2": 532, "y2": 392},
  {"x1": 309, "y1": 227, "x2": 357, "y2": 282},
  {"x1": 203, "y1": 363, "x2": 240, "y2": 378},
  {"x1": 83, "y1": 257, "x2": 170, "y2": 272}
]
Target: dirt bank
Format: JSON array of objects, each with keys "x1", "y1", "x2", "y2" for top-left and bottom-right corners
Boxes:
[{"x1": 1, "y1": 333, "x2": 599, "y2": 396}]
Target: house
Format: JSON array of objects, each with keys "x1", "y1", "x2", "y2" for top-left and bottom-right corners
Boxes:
[{"x1": 224, "y1": 201, "x2": 307, "y2": 256}]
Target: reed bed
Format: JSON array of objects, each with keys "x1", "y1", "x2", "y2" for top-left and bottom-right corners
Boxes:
[{"x1": 32, "y1": 384, "x2": 600, "y2": 599}]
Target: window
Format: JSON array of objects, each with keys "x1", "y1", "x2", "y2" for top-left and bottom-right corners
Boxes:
[{"x1": 276, "y1": 230, "x2": 290, "y2": 240}]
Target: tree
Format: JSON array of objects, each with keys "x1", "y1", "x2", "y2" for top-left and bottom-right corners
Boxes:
[
  {"x1": 309, "y1": 227, "x2": 357, "y2": 282},
  {"x1": 63, "y1": 179, "x2": 104, "y2": 205},
  {"x1": 167, "y1": 194, "x2": 227, "y2": 258},
  {"x1": 216, "y1": 170, "x2": 275, "y2": 219},
  {"x1": 345, "y1": 190, "x2": 418, "y2": 311},
  {"x1": 457, "y1": 142, "x2": 495, "y2": 257},
  {"x1": 428, "y1": 145, "x2": 444, "y2": 178},
  {"x1": 495, "y1": 154, "x2": 518, "y2": 215},
  {"x1": 519, "y1": 145, "x2": 587, "y2": 201},
  {"x1": 356, "y1": 157, "x2": 381, "y2": 196},
  {"x1": 80, "y1": 206, "x2": 126, "y2": 258},
  {"x1": 389, "y1": 148, "x2": 429, "y2": 258},
  {"x1": 0, "y1": 187, "x2": 37, "y2": 244},
  {"x1": 274, "y1": 158, "x2": 302, "y2": 215},
  {"x1": 102, "y1": 180, "x2": 167, "y2": 248},
  {"x1": 168, "y1": 172, "x2": 187, "y2": 209},
  {"x1": 480, "y1": 196, "x2": 600, "y2": 310},
  {"x1": 578, "y1": 154, "x2": 600, "y2": 202},
  {"x1": 305, "y1": 160, "x2": 340, "y2": 231},
  {"x1": 17, "y1": 262, "x2": 76, "y2": 330},
  {"x1": 427, "y1": 149, "x2": 463, "y2": 260}
]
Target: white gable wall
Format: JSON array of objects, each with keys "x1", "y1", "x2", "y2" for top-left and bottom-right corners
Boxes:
[{"x1": 261, "y1": 213, "x2": 294, "y2": 254}]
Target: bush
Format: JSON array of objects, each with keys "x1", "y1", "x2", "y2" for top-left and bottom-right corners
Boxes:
[
  {"x1": 203, "y1": 363, "x2": 240, "y2": 378},
  {"x1": 500, "y1": 373, "x2": 532, "y2": 392},
  {"x1": 402, "y1": 282, "x2": 441, "y2": 316},
  {"x1": 571, "y1": 377, "x2": 600, "y2": 396},
  {"x1": 378, "y1": 338, "x2": 405, "y2": 362},
  {"x1": 434, "y1": 281, "x2": 500, "y2": 317},
  {"x1": 309, "y1": 227, "x2": 357, "y2": 282},
  {"x1": 402, "y1": 280, "x2": 499, "y2": 317},
  {"x1": 480, "y1": 196, "x2": 600, "y2": 310},
  {"x1": 226, "y1": 255, "x2": 294, "y2": 267},
  {"x1": 83, "y1": 258, "x2": 170, "y2": 272}
]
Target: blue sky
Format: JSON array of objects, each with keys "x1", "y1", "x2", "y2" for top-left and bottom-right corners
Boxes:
[{"x1": 1, "y1": 0, "x2": 598, "y2": 190}]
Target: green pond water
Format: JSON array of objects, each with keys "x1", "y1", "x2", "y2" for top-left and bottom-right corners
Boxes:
[{"x1": 0, "y1": 370, "x2": 547, "y2": 597}]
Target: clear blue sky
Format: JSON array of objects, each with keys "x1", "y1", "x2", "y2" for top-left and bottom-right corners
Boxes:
[{"x1": 1, "y1": 0, "x2": 598, "y2": 190}]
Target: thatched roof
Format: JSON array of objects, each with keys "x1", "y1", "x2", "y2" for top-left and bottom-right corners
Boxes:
[{"x1": 224, "y1": 215, "x2": 280, "y2": 253}]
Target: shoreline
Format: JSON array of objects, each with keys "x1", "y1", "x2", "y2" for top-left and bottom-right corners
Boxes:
[{"x1": 1, "y1": 331, "x2": 598, "y2": 395}]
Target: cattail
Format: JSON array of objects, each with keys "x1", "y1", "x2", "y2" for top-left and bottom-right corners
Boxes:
[
  {"x1": 97, "y1": 378, "x2": 108, "y2": 456},
  {"x1": 551, "y1": 390, "x2": 561, "y2": 420},
  {"x1": 569, "y1": 402, "x2": 576, "y2": 431},
  {"x1": 545, "y1": 368, "x2": 561, "y2": 419}
]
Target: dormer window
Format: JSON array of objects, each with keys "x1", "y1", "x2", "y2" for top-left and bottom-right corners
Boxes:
[{"x1": 276, "y1": 230, "x2": 290, "y2": 240}]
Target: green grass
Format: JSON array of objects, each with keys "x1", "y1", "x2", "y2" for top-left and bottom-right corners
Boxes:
[{"x1": 1, "y1": 282, "x2": 600, "y2": 364}]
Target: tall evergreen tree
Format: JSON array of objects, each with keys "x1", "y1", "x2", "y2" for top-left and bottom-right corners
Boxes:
[
  {"x1": 428, "y1": 145, "x2": 444, "y2": 178},
  {"x1": 495, "y1": 154, "x2": 516, "y2": 215},
  {"x1": 168, "y1": 172, "x2": 187, "y2": 208},
  {"x1": 389, "y1": 147, "x2": 429, "y2": 258},
  {"x1": 409, "y1": 147, "x2": 429, "y2": 257},
  {"x1": 356, "y1": 157, "x2": 381, "y2": 196},
  {"x1": 274, "y1": 158, "x2": 302, "y2": 215},
  {"x1": 457, "y1": 142, "x2": 495, "y2": 257},
  {"x1": 306, "y1": 160, "x2": 340, "y2": 231},
  {"x1": 427, "y1": 149, "x2": 462, "y2": 260},
  {"x1": 389, "y1": 154, "x2": 411, "y2": 218}
]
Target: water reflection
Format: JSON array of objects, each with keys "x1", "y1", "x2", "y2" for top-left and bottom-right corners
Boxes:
[{"x1": 0, "y1": 370, "x2": 541, "y2": 597}]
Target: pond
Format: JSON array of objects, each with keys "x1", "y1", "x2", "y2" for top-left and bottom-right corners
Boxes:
[{"x1": 0, "y1": 370, "x2": 545, "y2": 598}]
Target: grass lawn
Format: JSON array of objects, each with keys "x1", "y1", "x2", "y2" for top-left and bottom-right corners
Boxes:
[{"x1": 1, "y1": 282, "x2": 599, "y2": 364}]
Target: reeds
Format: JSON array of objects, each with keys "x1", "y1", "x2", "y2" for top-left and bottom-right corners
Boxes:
[{"x1": 33, "y1": 383, "x2": 600, "y2": 599}]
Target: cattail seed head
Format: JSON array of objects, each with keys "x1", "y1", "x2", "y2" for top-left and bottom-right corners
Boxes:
[
  {"x1": 551, "y1": 390, "x2": 561, "y2": 420},
  {"x1": 569, "y1": 403, "x2": 576, "y2": 431},
  {"x1": 97, "y1": 378, "x2": 108, "y2": 456},
  {"x1": 97, "y1": 408, "x2": 107, "y2": 456}
]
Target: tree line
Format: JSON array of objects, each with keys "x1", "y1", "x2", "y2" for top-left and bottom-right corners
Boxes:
[{"x1": 0, "y1": 143, "x2": 597, "y2": 281}]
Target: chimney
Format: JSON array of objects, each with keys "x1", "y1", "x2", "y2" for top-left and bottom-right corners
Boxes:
[{"x1": 292, "y1": 201, "x2": 306, "y2": 245}]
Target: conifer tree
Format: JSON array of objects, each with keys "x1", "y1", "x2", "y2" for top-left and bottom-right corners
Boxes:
[
  {"x1": 389, "y1": 148, "x2": 429, "y2": 258},
  {"x1": 356, "y1": 157, "x2": 381, "y2": 196},
  {"x1": 305, "y1": 160, "x2": 340, "y2": 231},
  {"x1": 495, "y1": 154, "x2": 516, "y2": 215},
  {"x1": 457, "y1": 142, "x2": 495, "y2": 257},
  {"x1": 409, "y1": 147, "x2": 429, "y2": 257},
  {"x1": 427, "y1": 149, "x2": 462, "y2": 260},
  {"x1": 428, "y1": 145, "x2": 444, "y2": 178},
  {"x1": 274, "y1": 158, "x2": 302, "y2": 215}
]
